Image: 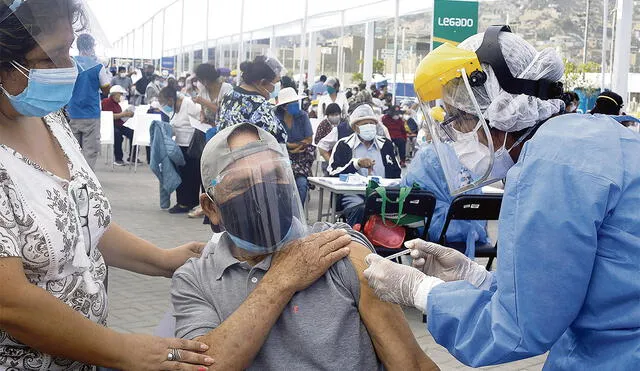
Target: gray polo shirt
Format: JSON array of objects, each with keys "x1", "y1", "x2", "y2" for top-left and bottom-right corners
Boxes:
[{"x1": 171, "y1": 222, "x2": 384, "y2": 370}]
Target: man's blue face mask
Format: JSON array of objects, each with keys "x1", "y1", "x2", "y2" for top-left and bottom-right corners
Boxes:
[
  {"x1": 286, "y1": 102, "x2": 301, "y2": 116},
  {"x1": 1, "y1": 60, "x2": 79, "y2": 117}
]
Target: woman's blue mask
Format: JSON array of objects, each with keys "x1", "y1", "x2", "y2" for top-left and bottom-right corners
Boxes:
[
  {"x1": 286, "y1": 102, "x2": 301, "y2": 116},
  {"x1": 162, "y1": 105, "x2": 174, "y2": 117},
  {"x1": 327, "y1": 86, "x2": 337, "y2": 95},
  {"x1": 1, "y1": 60, "x2": 78, "y2": 117}
]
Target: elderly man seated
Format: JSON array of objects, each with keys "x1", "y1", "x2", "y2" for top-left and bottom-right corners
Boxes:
[
  {"x1": 327, "y1": 104, "x2": 402, "y2": 226},
  {"x1": 171, "y1": 123, "x2": 438, "y2": 370}
]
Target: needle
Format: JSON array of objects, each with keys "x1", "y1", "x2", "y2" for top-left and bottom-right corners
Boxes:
[{"x1": 385, "y1": 249, "x2": 412, "y2": 260}]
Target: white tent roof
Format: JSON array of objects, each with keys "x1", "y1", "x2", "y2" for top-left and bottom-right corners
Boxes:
[{"x1": 89, "y1": 0, "x2": 433, "y2": 59}]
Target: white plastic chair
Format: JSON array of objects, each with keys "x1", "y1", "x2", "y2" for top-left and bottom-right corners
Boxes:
[{"x1": 100, "y1": 111, "x2": 114, "y2": 167}]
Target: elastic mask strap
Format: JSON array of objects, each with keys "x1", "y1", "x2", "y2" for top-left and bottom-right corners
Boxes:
[
  {"x1": 10, "y1": 61, "x2": 30, "y2": 79},
  {"x1": 506, "y1": 125, "x2": 536, "y2": 153}
]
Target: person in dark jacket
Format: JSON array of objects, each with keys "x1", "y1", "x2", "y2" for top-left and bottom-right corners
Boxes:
[
  {"x1": 327, "y1": 104, "x2": 401, "y2": 226},
  {"x1": 382, "y1": 105, "x2": 408, "y2": 167}
]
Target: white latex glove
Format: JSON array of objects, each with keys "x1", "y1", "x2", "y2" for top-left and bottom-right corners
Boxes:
[
  {"x1": 364, "y1": 254, "x2": 443, "y2": 312},
  {"x1": 406, "y1": 239, "x2": 489, "y2": 288}
]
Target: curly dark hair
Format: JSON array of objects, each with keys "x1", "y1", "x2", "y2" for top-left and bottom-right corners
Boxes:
[{"x1": 0, "y1": 0, "x2": 86, "y2": 69}]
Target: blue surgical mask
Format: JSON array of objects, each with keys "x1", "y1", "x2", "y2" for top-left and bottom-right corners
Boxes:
[
  {"x1": 327, "y1": 86, "x2": 337, "y2": 95},
  {"x1": 270, "y1": 82, "x2": 281, "y2": 100},
  {"x1": 286, "y1": 102, "x2": 301, "y2": 116},
  {"x1": 2, "y1": 60, "x2": 78, "y2": 117},
  {"x1": 162, "y1": 105, "x2": 174, "y2": 117}
]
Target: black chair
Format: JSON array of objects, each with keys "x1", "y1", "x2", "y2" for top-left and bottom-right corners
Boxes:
[
  {"x1": 439, "y1": 194, "x2": 502, "y2": 270},
  {"x1": 360, "y1": 188, "x2": 437, "y2": 259}
]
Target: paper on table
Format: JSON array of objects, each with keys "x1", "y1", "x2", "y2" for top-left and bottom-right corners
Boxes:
[{"x1": 189, "y1": 115, "x2": 212, "y2": 133}]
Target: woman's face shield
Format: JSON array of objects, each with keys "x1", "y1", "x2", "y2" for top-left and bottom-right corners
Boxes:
[
  {"x1": 418, "y1": 68, "x2": 496, "y2": 196},
  {"x1": 1, "y1": 0, "x2": 81, "y2": 69},
  {"x1": 209, "y1": 153, "x2": 307, "y2": 254}
]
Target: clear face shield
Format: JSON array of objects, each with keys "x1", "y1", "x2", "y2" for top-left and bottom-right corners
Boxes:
[
  {"x1": 0, "y1": 0, "x2": 83, "y2": 69},
  {"x1": 419, "y1": 69, "x2": 496, "y2": 195},
  {"x1": 208, "y1": 151, "x2": 307, "y2": 255}
]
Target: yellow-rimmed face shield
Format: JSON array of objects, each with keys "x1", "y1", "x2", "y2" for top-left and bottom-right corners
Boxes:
[{"x1": 414, "y1": 43, "x2": 498, "y2": 196}]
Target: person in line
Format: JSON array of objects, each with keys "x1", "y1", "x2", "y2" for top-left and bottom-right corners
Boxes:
[
  {"x1": 145, "y1": 74, "x2": 163, "y2": 105},
  {"x1": 101, "y1": 85, "x2": 136, "y2": 166},
  {"x1": 318, "y1": 76, "x2": 349, "y2": 119},
  {"x1": 275, "y1": 87, "x2": 315, "y2": 205},
  {"x1": 315, "y1": 103, "x2": 353, "y2": 162},
  {"x1": 364, "y1": 26, "x2": 640, "y2": 370},
  {"x1": 217, "y1": 55, "x2": 288, "y2": 143},
  {"x1": 589, "y1": 90, "x2": 624, "y2": 115},
  {"x1": 310, "y1": 74, "x2": 327, "y2": 99},
  {"x1": 190, "y1": 64, "x2": 234, "y2": 218},
  {"x1": 354, "y1": 81, "x2": 373, "y2": 105},
  {"x1": 0, "y1": 1, "x2": 213, "y2": 369},
  {"x1": 158, "y1": 87, "x2": 202, "y2": 214},
  {"x1": 66, "y1": 33, "x2": 111, "y2": 170},
  {"x1": 132, "y1": 64, "x2": 155, "y2": 105},
  {"x1": 562, "y1": 90, "x2": 580, "y2": 113},
  {"x1": 192, "y1": 63, "x2": 233, "y2": 127},
  {"x1": 327, "y1": 105, "x2": 401, "y2": 226},
  {"x1": 110, "y1": 66, "x2": 133, "y2": 101},
  {"x1": 171, "y1": 123, "x2": 439, "y2": 370},
  {"x1": 382, "y1": 105, "x2": 409, "y2": 168}
]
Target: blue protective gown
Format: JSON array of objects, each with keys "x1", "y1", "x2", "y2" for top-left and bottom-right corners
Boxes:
[
  {"x1": 402, "y1": 144, "x2": 489, "y2": 251},
  {"x1": 426, "y1": 114, "x2": 640, "y2": 370}
]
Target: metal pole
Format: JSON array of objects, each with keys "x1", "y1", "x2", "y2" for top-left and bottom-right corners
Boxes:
[
  {"x1": 132, "y1": 29, "x2": 137, "y2": 68},
  {"x1": 141, "y1": 22, "x2": 146, "y2": 65},
  {"x1": 338, "y1": 11, "x2": 344, "y2": 82},
  {"x1": 612, "y1": 0, "x2": 633, "y2": 100},
  {"x1": 179, "y1": 0, "x2": 185, "y2": 75},
  {"x1": 238, "y1": 0, "x2": 245, "y2": 72},
  {"x1": 582, "y1": 0, "x2": 591, "y2": 71},
  {"x1": 161, "y1": 8, "x2": 166, "y2": 72},
  {"x1": 204, "y1": 0, "x2": 210, "y2": 63},
  {"x1": 298, "y1": 0, "x2": 309, "y2": 95},
  {"x1": 609, "y1": 4, "x2": 617, "y2": 88},
  {"x1": 392, "y1": 0, "x2": 399, "y2": 103},
  {"x1": 151, "y1": 17, "x2": 155, "y2": 67},
  {"x1": 601, "y1": 0, "x2": 608, "y2": 91}
]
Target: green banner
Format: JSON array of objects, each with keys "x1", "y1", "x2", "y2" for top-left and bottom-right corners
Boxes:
[{"x1": 432, "y1": 0, "x2": 479, "y2": 49}]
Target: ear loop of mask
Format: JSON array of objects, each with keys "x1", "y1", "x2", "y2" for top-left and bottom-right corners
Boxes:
[{"x1": 10, "y1": 61, "x2": 30, "y2": 79}]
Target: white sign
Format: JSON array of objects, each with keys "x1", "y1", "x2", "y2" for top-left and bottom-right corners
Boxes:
[
  {"x1": 321, "y1": 47, "x2": 332, "y2": 55},
  {"x1": 381, "y1": 49, "x2": 410, "y2": 60}
]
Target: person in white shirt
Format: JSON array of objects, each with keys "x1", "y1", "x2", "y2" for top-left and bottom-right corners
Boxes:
[
  {"x1": 158, "y1": 87, "x2": 203, "y2": 214},
  {"x1": 318, "y1": 77, "x2": 349, "y2": 119}
]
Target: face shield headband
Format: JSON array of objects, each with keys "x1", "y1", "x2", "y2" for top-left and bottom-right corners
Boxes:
[{"x1": 474, "y1": 25, "x2": 564, "y2": 100}]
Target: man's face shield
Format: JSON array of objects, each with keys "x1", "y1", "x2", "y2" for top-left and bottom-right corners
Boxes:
[
  {"x1": 208, "y1": 151, "x2": 306, "y2": 255},
  {"x1": 415, "y1": 43, "x2": 497, "y2": 195},
  {"x1": 1, "y1": 0, "x2": 81, "y2": 69}
]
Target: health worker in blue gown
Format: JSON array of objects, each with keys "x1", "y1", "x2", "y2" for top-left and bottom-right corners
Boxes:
[{"x1": 363, "y1": 25, "x2": 640, "y2": 371}]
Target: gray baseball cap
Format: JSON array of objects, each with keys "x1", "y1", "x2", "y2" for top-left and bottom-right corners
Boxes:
[{"x1": 201, "y1": 123, "x2": 288, "y2": 193}]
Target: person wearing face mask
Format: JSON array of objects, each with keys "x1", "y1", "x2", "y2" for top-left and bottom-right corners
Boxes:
[
  {"x1": 327, "y1": 104, "x2": 401, "y2": 226},
  {"x1": 145, "y1": 74, "x2": 163, "y2": 104},
  {"x1": 192, "y1": 63, "x2": 233, "y2": 127},
  {"x1": 318, "y1": 76, "x2": 349, "y2": 119},
  {"x1": 315, "y1": 103, "x2": 353, "y2": 164},
  {"x1": 132, "y1": 64, "x2": 155, "y2": 105},
  {"x1": 110, "y1": 66, "x2": 133, "y2": 101},
  {"x1": 217, "y1": 55, "x2": 288, "y2": 143},
  {"x1": 170, "y1": 123, "x2": 439, "y2": 370},
  {"x1": 101, "y1": 85, "x2": 136, "y2": 166},
  {"x1": 275, "y1": 87, "x2": 314, "y2": 205},
  {"x1": 158, "y1": 86, "x2": 203, "y2": 214},
  {"x1": 364, "y1": 26, "x2": 640, "y2": 370},
  {"x1": 382, "y1": 105, "x2": 409, "y2": 168},
  {"x1": 66, "y1": 33, "x2": 112, "y2": 170},
  {"x1": 562, "y1": 90, "x2": 580, "y2": 114},
  {"x1": 0, "y1": 1, "x2": 216, "y2": 370}
]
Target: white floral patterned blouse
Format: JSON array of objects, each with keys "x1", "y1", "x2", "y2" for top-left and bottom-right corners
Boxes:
[{"x1": 0, "y1": 111, "x2": 111, "y2": 370}]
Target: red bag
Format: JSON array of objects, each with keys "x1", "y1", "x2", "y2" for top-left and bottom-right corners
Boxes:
[{"x1": 363, "y1": 215, "x2": 406, "y2": 249}]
